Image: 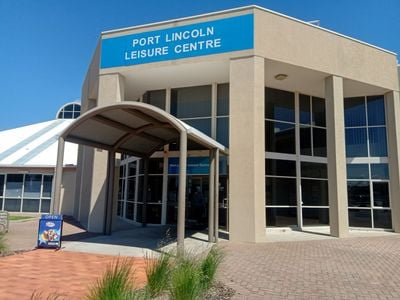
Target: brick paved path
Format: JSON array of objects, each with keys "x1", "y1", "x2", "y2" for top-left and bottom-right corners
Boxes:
[
  {"x1": 0, "y1": 249, "x2": 147, "y2": 299},
  {"x1": 218, "y1": 235, "x2": 400, "y2": 299}
]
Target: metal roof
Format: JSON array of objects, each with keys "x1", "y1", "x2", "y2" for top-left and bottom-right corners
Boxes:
[{"x1": 0, "y1": 119, "x2": 78, "y2": 167}]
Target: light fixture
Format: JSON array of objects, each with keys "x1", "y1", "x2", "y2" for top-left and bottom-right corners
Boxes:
[{"x1": 274, "y1": 74, "x2": 288, "y2": 81}]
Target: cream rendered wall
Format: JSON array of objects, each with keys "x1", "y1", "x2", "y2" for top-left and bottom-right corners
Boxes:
[
  {"x1": 229, "y1": 56, "x2": 266, "y2": 242},
  {"x1": 325, "y1": 76, "x2": 349, "y2": 237},
  {"x1": 59, "y1": 168, "x2": 77, "y2": 216},
  {"x1": 76, "y1": 41, "x2": 125, "y2": 232},
  {"x1": 85, "y1": 73, "x2": 125, "y2": 233},
  {"x1": 254, "y1": 9, "x2": 399, "y2": 91},
  {"x1": 74, "y1": 42, "x2": 101, "y2": 227}
]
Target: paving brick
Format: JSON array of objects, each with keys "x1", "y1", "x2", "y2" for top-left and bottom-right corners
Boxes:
[
  {"x1": 0, "y1": 249, "x2": 146, "y2": 299},
  {"x1": 218, "y1": 235, "x2": 400, "y2": 299}
]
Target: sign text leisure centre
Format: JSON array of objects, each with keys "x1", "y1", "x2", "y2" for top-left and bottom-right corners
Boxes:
[{"x1": 101, "y1": 14, "x2": 254, "y2": 68}]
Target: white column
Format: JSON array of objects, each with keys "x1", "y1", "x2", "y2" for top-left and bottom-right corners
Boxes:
[
  {"x1": 214, "y1": 149, "x2": 220, "y2": 242},
  {"x1": 104, "y1": 150, "x2": 115, "y2": 235},
  {"x1": 52, "y1": 136, "x2": 65, "y2": 214},
  {"x1": 208, "y1": 150, "x2": 215, "y2": 242},
  {"x1": 161, "y1": 149, "x2": 169, "y2": 225},
  {"x1": 229, "y1": 56, "x2": 266, "y2": 242},
  {"x1": 177, "y1": 131, "x2": 187, "y2": 253},
  {"x1": 325, "y1": 75, "x2": 349, "y2": 237}
]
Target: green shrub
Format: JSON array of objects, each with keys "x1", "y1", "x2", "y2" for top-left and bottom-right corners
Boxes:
[
  {"x1": 145, "y1": 252, "x2": 171, "y2": 298},
  {"x1": 86, "y1": 258, "x2": 143, "y2": 300},
  {"x1": 169, "y1": 254, "x2": 203, "y2": 300},
  {"x1": 199, "y1": 246, "x2": 223, "y2": 290},
  {"x1": 0, "y1": 233, "x2": 8, "y2": 256},
  {"x1": 30, "y1": 291, "x2": 65, "y2": 299}
]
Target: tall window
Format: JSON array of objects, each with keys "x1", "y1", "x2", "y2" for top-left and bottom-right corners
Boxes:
[
  {"x1": 143, "y1": 90, "x2": 166, "y2": 110},
  {"x1": 299, "y1": 94, "x2": 327, "y2": 157},
  {"x1": 0, "y1": 174, "x2": 53, "y2": 213},
  {"x1": 301, "y1": 162, "x2": 329, "y2": 225},
  {"x1": 265, "y1": 87, "x2": 328, "y2": 228},
  {"x1": 344, "y1": 96, "x2": 391, "y2": 229},
  {"x1": 145, "y1": 158, "x2": 164, "y2": 224},
  {"x1": 345, "y1": 96, "x2": 387, "y2": 157},
  {"x1": 217, "y1": 83, "x2": 229, "y2": 147},
  {"x1": 117, "y1": 158, "x2": 163, "y2": 224},
  {"x1": 171, "y1": 85, "x2": 212, "y2": 136},
  {"x1": 265, "y1": 159, "x2": 297, "y2": 226},
  {"x1": 118, "y1": 159, "x2": 139, "y2": 222},
  {"x1": 265, "y1": 88, "x2": 295, "y2": 154}
]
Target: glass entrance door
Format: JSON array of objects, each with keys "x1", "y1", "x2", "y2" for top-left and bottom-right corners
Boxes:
[
  {"x1": 187, "y1": 176, "x2": 208, "y2": 229},
  {"x1": 299, "y1": 161, "x2": 329, "y2": 227}
]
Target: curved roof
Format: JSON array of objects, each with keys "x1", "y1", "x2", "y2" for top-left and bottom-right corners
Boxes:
[
  {"x1": 0, "y1": 119, "x2": 77, "y2": 167},
  {"x1": 60, "y1": 102, "x2": 228, "y2": 157}
]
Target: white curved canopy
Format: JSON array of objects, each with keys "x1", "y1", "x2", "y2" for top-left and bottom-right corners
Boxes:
[
  {"x1": 60, "y1": 102, "x2": 228, "y2": 157},
  {"x1": 54, "y1": 101, "x2": 225, "y2": 250}
]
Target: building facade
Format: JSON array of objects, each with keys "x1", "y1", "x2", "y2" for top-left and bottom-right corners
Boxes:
[
  {"x1": 68, "y1": 6, "x2": 400, "y2": 242},
  {"x1": 0, "y1": 102, "x2": 80, "y2": 215}
]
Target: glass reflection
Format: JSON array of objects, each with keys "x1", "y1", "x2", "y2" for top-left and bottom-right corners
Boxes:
[
  {"x1": 373, "y1": 210, "x2": 392, "y2": 229},
  {"x1": 302, "y1": 208, "x2": 329, "y2": 226},
  {"x1": 312, "y1": 97, "x2": 326, "y2": 127},
  {"x1": 265, "y1": 120, "x2": 295, "y2": 154},
  {"x1": 345, "y1": 128, "x2": 368, "y2": 157},
  {"x1": 266, "y1": 208, "x2": 297, "y2": 227},
  {"x1": 368, "y1": 127, "x2": 387, "y2": 157},
  {"x1": 301, "y1": 179, "x2": 328, "y2": 206},
  {"x1": 300, "y1": 126, "x2": 312, "y2": 156},
  {"x1": 367, "y1": 96, "x2": 385, "y2": 126},
  {"x1": 347, "y1": 181, "x2": 370, "y2": 207},
  {"x1": 265, "y1": 88, "x2": 295, "y2": 122},
  {"x1": 313, "y1": 128, "x2": 327, "y2": 157},
  {"x1": 373, "y1": 182, "x2": 390, "y2": 207},
  {"x1": 346, "y1": 164, "x2": 369, "y2": 179},
  {"x1": 349, "y1": 209, "x2": 371, "y2": 227},
  {"x1": 265, "y1": 177, "x2": 296, "y2": 206},
  {"x1": 344, "y1": 97, "x2": 366, "y2": 127}
]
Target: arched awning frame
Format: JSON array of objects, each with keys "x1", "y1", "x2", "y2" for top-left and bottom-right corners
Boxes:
[{"x1": 52, "y1": 102, "x2": 227, "y2": 252}]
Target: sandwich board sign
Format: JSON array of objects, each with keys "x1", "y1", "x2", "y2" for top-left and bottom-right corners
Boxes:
[{"x1": 37, "y1": 214, "x2": 63, "y2": 249}]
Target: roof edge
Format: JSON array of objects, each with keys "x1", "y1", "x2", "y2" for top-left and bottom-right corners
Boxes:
[{"x1": 101, "y1": 5, "x2": 396, "y2": 57}]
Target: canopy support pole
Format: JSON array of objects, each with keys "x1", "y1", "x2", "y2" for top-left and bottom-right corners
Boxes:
[
  {"x1": 104, "y1": 150, "x2": 115, "y2": 235},
  {"x1": 52, "y1": 136, "x2": 65, "y2": 214},
  {"x1": 177, "y1": 131, "x2": 187, "y2": 254},
  {"x1": 214, "y1": 149, "x2": 220, "y2": 242},
  {"x1": 142, "y1": 157, "x2": 149, "y2": 227},
  {"x1": 208, "y1": 149, "x2": 215, "y2": 242}
]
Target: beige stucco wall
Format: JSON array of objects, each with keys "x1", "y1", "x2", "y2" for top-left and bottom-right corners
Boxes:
[
  {"x1": 229, "y1": 56, "x2": 266, "y2": 242},
  {"x1": 81, "y1": 40, "x2": 101, "y2": 112},
  {"x1": 325, "y1": 76, "x2": 349, "y2": 237},
  {"x1": 254, "y1": 9, "x2": 399, "y2": 91},
  {"x1": 59, "y1": 168, "x2": 77, "y2": 216}
]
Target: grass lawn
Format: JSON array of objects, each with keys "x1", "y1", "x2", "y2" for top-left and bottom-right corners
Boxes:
[{"x1": 9, "y1": 215, "x2": 35, "y2": 221}]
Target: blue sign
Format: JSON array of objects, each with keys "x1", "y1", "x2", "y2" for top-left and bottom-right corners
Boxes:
[
  {"x1": 169, "y1": 157, "x2": 209, "y2": 175},
  {"x1": 37, "y1": 214, "x2": 63, "y2": 249},
  {"x1": 101, "y1": 14, "x2": 254, "y2": 68}
]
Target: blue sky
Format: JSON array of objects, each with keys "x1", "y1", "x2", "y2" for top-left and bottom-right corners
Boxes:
[{"x1": 0, "y1": 0, "x2": 399, "y2": 131}]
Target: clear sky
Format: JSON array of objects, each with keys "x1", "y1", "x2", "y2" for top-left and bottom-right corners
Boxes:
[{"x1": 0, "y1": 0, "x2": 399, "y2": 131}]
